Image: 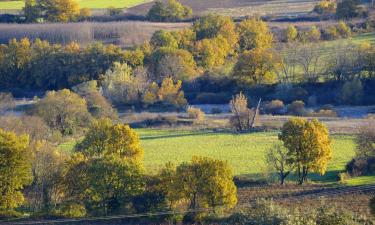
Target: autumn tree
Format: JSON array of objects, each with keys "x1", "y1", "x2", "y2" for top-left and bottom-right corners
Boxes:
[
  {"x1": 24, "y1": 0, "x2": 80, "y2": 22},
  {"x1": 0, "y1": 129, "x2": 32, "y2": 210},
  {"x1": 64, "y1": 154, "x2": 145, "y2": 216},
  {"x1": 151, "y1": 30, "x2": 179, "y2": 49},
  {"x1": 176, "y1": 156, "x2": 237, "y2": 213},
  {"x1": 75, "y1": 118, "x2": 144, "y2": 164},
  {"x1": 29, "y1": 89, "x2": 92, "y2": 135},
  {"x1": 101, "y1": 63, "x2": 149, "y2": 106},
  {"x1": 266, "y1": 143, "x2": 294, "y2": 185},
  {"x1": 150, "y1": 47, "x2": 197, "y2": 81},
  {"x1": 236, "y1": 18, "x2": 273, "y2": 51},
  {"x1": 147, "y1": 0, "x2": 192, "y2": 22},
  {"x1": 284, "y1": 25, "x2": 298, "y2": 42},
  {"x1": 279, "y1": 118, "x2": 332, "y2": 185},
  {"x1": 233, "y1": 48, "x2": 279, "y2": 86},
  {"x1": 229, "y1": 93, "x2": 258, "y2": 132}
]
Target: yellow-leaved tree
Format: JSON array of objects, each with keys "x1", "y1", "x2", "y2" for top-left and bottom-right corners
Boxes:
[
  {"x1": 75, "y1": 118, "x2": 143, "y2": 164},
  {"x1": 0, "y1": 129, "x2": 32, "y2": 210},
  {"x1": 279, "y1": 118, "x2": 332, "y2": 185}
]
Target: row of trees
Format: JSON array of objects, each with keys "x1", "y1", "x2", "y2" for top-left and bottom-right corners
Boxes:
[{"x1": 314, "y1": 0, "x2": 366, "y2": 20}]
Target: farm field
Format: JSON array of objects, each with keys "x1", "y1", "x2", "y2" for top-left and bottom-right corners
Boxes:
[
  {"x1": 59, "y1": 128, "x2": 374, "y2": 184},
  {"x1": 0, "y1": 0, "x2": 150, "y2": 10},
  {"x1": 127, "y1": 0, "x2": 319, "y2": 17}
]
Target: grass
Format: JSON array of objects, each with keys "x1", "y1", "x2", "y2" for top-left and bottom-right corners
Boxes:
[
  {"x1": 59, "y1": 128, "x2": 375, "y2": 184},
  {"x1": 0, "y1": 0, "x2": 150, "y2": 10}
]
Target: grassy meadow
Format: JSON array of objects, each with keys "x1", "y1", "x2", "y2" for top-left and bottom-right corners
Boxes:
[
  {"x1": 59, "y1": 128, "x2": 373, "y2": 184},
  {"x1": 0, "y1": 0, "x2": 150, "y2": 10}
]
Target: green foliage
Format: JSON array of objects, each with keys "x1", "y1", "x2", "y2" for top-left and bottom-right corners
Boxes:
[
  {"x1": 0, "y1": 39, "x2": 127, "y2": 90},
  {"x1": 29, "y1": 89, "x2": 92, "y2": 135},
  {"x1": 0, "y1": 129, "x2": 32, "y2": 210},
  {"x1": 64, "y1": 154, "x2": 145, "y2": 216},
  {"x1": 279, "y1": 118, "x2": 332, "y2": 184},
  {"x1": 336, "y1": 0, "x2": 359, "y2": 19},
  {"x1": 339, "y1": 79, "x2": 363, "y2": 105},
  {"x1": 75, "y1": 119, "x2": 144, "y2": 164},
  {"x1": 237, "y1": 18, "x2": 273, "y2": 50},
  {"x1": 147, "y1": 0, "x2": 192, "y2": 22}
]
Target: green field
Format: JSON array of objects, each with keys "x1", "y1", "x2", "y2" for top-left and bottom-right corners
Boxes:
[
  {"x1": 59, "y1": 128, "x2": 375, "y2": 184},
  {"x1": 0, "y1": 0, "x2": 150, "y2": 10}
]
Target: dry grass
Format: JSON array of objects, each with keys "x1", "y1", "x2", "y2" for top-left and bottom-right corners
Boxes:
[{"x1": 0, "y1": 21, "x2": 189, "y2": 48}]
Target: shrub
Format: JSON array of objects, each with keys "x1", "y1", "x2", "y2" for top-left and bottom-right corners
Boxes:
[
  {"x1": 284, "y1": 25, "x2": 298, "y2": 42},
  {"x1": 339, "y1": 79, "x2": 363, "y2": 105},
  {"x1": 107, "y1": 7, "x2": 122, "y2": 16},
  {"x1": 287, "y1": 100, "x2": 307, "y2": 116},
  {"x1": 54, "y1": 202, "x2": 86, "y2": 218},
  {"x1": 0, "y1": 93, "x2": 15, "y2": 114},
  {"x1": 263, "y1": 100, "x2": 284, "y2": 115},
  {"x1": 313, "y1": 0, "x2": 336, "y2": 16},
  {"x1": 311, "y1": 109, "x2": 338, "y2": 117},
  {"x1": 84, "y1": 92, "x2": 118, "y2": 120},
  {"x1": 229, "y1": 93, "x2": 256, "y2": 132},
  {"x1": 337, "y1": 21, "x2": 351, "y2": 38},
  {"x1": 29, "y1": 89, "x2": 92, "y2": 135},
  {"x1": 338, "y1": 172, "x2": 349, "y2": 183},
  {"x1": 211, "y1": 107, "x2": 223, "y2": 114},
  {"x1": 187, "y1": 107, "x2": 205, "y2": 121},
  {"x1": 323, "y1": 25, "x2": 340, "y2": 40},
  {"x1": 195, "y1": 92, "x2": 231, "y2": 104}
]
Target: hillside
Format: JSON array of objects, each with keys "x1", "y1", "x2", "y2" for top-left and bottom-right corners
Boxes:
[{"x1": 127, "y1": 0, "x2": 319, "y2": 17}]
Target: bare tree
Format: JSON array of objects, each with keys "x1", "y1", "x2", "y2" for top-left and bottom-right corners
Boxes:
[
  {"x1": 297, "y1": 43, "x2": 322, "y2": 82},
  {"x1": 275, "y1": 44, "x2": 299, "y2": 83},
  {"x1": 229, "y1": 93, "x2": 260, "y2": 132},
  {"x1": 0, "y1": 92, "x2": 15, "y2": 115},
  {"x1": 266, "y1": 143, "x2": 293, "y2": 185}
]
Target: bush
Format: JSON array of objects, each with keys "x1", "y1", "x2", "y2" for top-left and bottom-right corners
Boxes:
[
  {"x1": 147, "y1": 0, "x2": 192, "y2": 22},
  {"x1": 54, "y1": 202, "x2": 86, "y2": 218},
  {"x1": 337, "y1": 21, "x2": 351, "y2": 38},
  {"x1": 263, "y1": 100, "x2": 284, "y2": 115},
  {"x1": 211, "y1": 107, "x2": 223, "y2": 114},
  {"x1": 339, "y1": 79, "x2": 364, "y2": 105},
  {"x1": 310, "y1": 109, "x2": 338, "y2": 117},
  {"x1": 84, "y1": 92, "x2": 118, "y2": 120},
  {"x1": 338, "y1": 172, "x2": 349, "y2": 183},
  {"x1": 187, "y1": 107, "x2": 205, "y2": 121},
  {"x1": 287, "y1": 100, "x2": 307, "y2": 116},
  {"x1": 229, "y1": 93, "x2": 257, "y2": 132},
  {"x1": 323, "y1": 25, "x2": 340, "y2": 40},
  {"x1": 195, "y1": 92, "x2": 231, "y2": 104}
]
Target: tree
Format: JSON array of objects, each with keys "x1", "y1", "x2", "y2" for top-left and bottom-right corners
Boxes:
[
  {"x1": 229, "y1": 93, "x2": 255, "y2": 132},
  {"x1": 176, "y1": 156, "x2": 237, "y2": 212},
  {"x1": 236, "y1": 18, "x2": 273, "y2": 51},
  {"x1": 150, "y1": 47, "x2": 197, "y2": 81},
  {"x1": 0, "y1": 129, "x2": 32, "y2": 210},
  {"x1": 266, "y1": 143, "x2": 294, "y2": 185},
  {"x1": 284, "y1": 25, "x2": 298, "y2": 42},
  {"x1": 0, "y1": 92, "x2": 15, "y2": 115},
  {"x1": 233, "y1": 48, "x2": 278, "y2": 86},
  {"x1": 306, "y1": 26, "x2": 321, "y2": 42},
  {"x1": 24, "y1": 0, "x2": 40, "y2": 22},
  {"x1": 151, "y1": 30, "x2": 179, "y2": 49},
  {"x1": 279, "y1": 118, "x2": 332, "y2": 185},
  {"x1": 29, "y1": 141, "x2": 67, "y2": 212},
  {"x1": 193, "y1": 14, "x2": 238, "y2": 51},
  {"x1": 37, "y1": 0, "x2": 80, "y2": 22},
  {"x1": 75, "y1": 119, "x2": 144, "y2": 164},
  {"x1": 313, "y1": 0, "x2": 336, "y2": 17},
  {"x1": 336, "y1": 0, "x2": 359, "y2": 19},
  {"x1": 194, "y1": 36, "x2": 231, "y2": 69},
  {"x1": 147, "y1": 0, "x2": 192, "y2": 22},
  {"x1": 64, "y1": 154, "x2": 145, "y2": 216},
  {"x1": 339, "y1": 79, "x2": 363, "y2": 105},
  {"x1": 29, "y1": 89, "x2": 92, "y2": 135},
  {"x1": 101, "y1": 63, "x2": 149, "y2": 106}
]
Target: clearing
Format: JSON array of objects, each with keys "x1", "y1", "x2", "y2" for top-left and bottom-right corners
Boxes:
[{"x1": 59, "y1": 128, "x2": 373, "y2": 184}]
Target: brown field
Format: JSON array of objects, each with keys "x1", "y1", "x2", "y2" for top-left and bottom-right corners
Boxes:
[
  {"x1": 0, "y1": 21, "x2": 189, "y2": 48},
  {"x1": 127, "y1": 0, "x2": 319, "y2": 18}
]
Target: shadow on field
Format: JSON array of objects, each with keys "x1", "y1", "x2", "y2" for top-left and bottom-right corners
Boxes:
[{"x1": 140, "y1": 129, "x2": 237, "y2": 140}]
